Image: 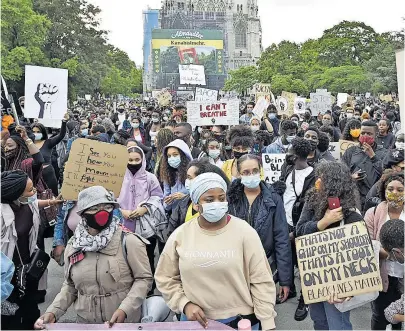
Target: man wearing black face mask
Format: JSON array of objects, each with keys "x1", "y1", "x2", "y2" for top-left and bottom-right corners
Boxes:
[
  {"x1": 279, "y1": 137, "x2": 314, "y2": 321},
  {"x1": 303, "y1": 126, "x2": 326, "y2": 166},
  {"x1": 174, "y1": 122, "x2": 206, "y2": 159},
  {"x1": 303, "y1": 109, "x2": 320, "y2": 128}
]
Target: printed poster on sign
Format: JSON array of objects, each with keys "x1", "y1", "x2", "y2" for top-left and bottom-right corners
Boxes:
[
  {"x1": 262, "y1": 154, "x2": 286, "y2": 184},
  {"x1": 276, "y1": 97, "x2": 289, "y2": 116},
  {"x1": 24, "y1": 65, "x2": 68, "y2": 121},
  {"x1": 296, "y1": 221, "x2": 382, "y2": 304},
  {"x1": 179, "y1": 64, "x2": 206, "y2": 85},
  {"x1": 310, "y1": 91, "x2": 332, "y2": 116},
  {"x1": 195, "y1": 87, "x2": 218, "y2": 102},
  {"x1": 281, "y1": 91, "x2": 297, "y2": 116},
  {"x1": 186, "y1": 100, "x2": 239, "y2": 126},
  {"x1": 61, "y1": 138, "x2": 128, "y2": 200},
  {"x1": 294, "y1": 97, "x2": 306, "y2": 114}
]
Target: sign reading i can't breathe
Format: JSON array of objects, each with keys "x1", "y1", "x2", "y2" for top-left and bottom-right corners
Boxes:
[
  {"x1": 186, "y1": 100, "x2": 239, "y2": 126},
  {"x1": 295, "y1": 221, "x2": 382, "y2": 304},
  {"x1": 262, "y1": 153, "x2": 286, "y2": 184},
  {"x1": 61, "y1": 138, "x2": 128, "y2": 200}
]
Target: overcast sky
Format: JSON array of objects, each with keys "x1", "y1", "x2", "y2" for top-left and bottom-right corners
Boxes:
[{"x1": 90, "y1": 0, "x2": 404, "y2": 65}]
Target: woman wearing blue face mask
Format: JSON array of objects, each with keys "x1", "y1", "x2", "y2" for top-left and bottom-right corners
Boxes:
[
  {"x1": 160, "y1": 139, "x2": 193, "y2": 211},
  {"x1": 155, "y1": 172, "x2": 277, "y2": 330},
  {"x1": 227, "y1": 154, "x2": 293, "y2": 306}
]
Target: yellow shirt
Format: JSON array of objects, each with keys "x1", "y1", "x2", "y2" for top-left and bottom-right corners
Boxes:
[
  {"x1": 185, "y1": 204, "x2": 199, "y2": 223},
  {"x1": 222, "y1": 158, "x2": 265, "y2": 181}
]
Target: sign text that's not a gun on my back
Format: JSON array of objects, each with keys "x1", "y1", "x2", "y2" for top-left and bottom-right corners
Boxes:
[{"x1": 61, "y1": 138, "x2": 128, "y2": 200}]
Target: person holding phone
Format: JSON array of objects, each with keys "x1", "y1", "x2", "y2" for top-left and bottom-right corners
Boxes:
[
  {"x1": 296, "y1": 161, "x2": 363, "y2": 330},
  {"x1": 342, "y1": 121, "x2": 387, "y2": 210}
]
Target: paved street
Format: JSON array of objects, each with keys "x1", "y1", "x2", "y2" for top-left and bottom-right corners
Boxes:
[{"x1": 40, "y1": 239, "x2": 372, "y2": 329}]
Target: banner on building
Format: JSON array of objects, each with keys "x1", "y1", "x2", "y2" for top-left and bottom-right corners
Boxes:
[
  {"x1": 24, "y1": 65, "x2": 68, "y2": 121},
  {"x1": 195, "y1": 87, "x2": 218, "y2": 102},
  {"x1": 61, "y1": 139, "x2": 128, "y2": 200},
  {"x1": 296, "y1": 221, "x2": 382, "y2": 304},
  {"x1": 262, "y1": 153, "x2": 286, "y2": 184},
  {"x1": 179, "y1": 64, "x2": 206, "y2": 85},
  {"x1": 186, "y1": 100, "x2": 239, "y2": 126},
  {"x1": 310, "y1": 90, "x2": 332, "y2": 116}
]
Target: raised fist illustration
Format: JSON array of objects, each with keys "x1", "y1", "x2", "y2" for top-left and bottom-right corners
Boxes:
[
  {"x1": 280, "y1": 102, "x2": 285, "y2": 111},
  {"x1": 35, "y1": 83, "x2": 59, "y2": 118}
]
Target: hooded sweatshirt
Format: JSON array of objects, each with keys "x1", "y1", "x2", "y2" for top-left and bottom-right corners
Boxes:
[
  {"x1": 162, "y1": 139, "x2": 192, "y2": 211},
  {"x1": 118, "y1": 146, "x2": 163, "y2": 232}
]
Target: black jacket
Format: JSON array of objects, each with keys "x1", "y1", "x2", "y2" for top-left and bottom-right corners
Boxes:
[
  {"x1": 165, "y1": 195, "x2": 191, "y2": 239},
  {"x1": 191, "y1": 147, "x2": 206, "y2": 159},
  {"x1": 227, "y1": 180, "x2": 292, "y2": 287},
  {"x1": 342, "y1": 144, "x2": 386, "y2": 207},
  {"x1": 110, "y1": 112, "x2": 129, "y2": 130}
]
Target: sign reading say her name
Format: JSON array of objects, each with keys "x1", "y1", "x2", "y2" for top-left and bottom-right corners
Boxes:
[
  {"x1": 295, "y1": 221, "x2": 382, "y2": 304},
  {"x1": 61, "y1": 139, "x2": 128, "y2": 200},
  {"x1": 186, "y1": 100, "x2": 239, "y2": 126},
  {"x1": 262, "y1": 154, "x2": 286, "y2": 184}
]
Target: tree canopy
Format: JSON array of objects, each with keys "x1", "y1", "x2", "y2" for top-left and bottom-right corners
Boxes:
[
  {"x1": 1, "y1": 0, "x2": 142, "y2": 99},
  {"x1": 224, "y1": 20, "x2": 404, "y2": 96}
]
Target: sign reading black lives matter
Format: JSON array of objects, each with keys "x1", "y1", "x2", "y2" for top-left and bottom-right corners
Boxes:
[
  {"x1": 295, "y1": 221, "x2": 382, "y2": 304},
  {"x1": 61, "y1": 138, "x2": 128, "y2": 200}
]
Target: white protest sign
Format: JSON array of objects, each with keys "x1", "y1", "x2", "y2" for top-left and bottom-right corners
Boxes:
[
  {"x1": 186, "y1": 100, "x2": 239, "y2": 126},
  {"x1": 24, "y1": 65, "x2": 68, "y2": 120},
  {"x1": 337, "y1": 93, "x2": 348, "y2": 107},
  {"x1": 262, "y1": 153, "x2": 286, "y2": 184},
  {"x1": 155, "y1": 88, "x2": 172, "y2": 106},
  {"x1": 195, "y1": 87, "x2": 218, "y2": 102},
  {"x1": 179, "y1": 64, "x2": 206, "y2": 85},
  {"x1": 328, "y1": 142, "x2": 340, "y2": 160},
  {"x1": 310, "y1": 91, "x2": 332, "y2": 116},
  {"x1": 85, "y1": 94, "x2": 91, "y2": 101},
  {"x1": 253, "y1": 96, "x2": 270, "y2": 119},
  {"x1": 253, "y1": 83, "x2": 271, "y2": 103},
  {"x1": 365, "y1": 92, "x2": 371, "y2": 99},
  {"x1": 316, "y1": 89, "x2": 327, "y2": 93},
  {"x1": 294, "y1": 97, "x2": 306, "y2": 114},
  {"x1": 276, "y1": 96, "x2": 289, "y2": 115}
]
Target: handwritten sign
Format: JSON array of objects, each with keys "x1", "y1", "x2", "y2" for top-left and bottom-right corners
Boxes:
[
  {"x1": 179, "y1": 64, "x2": 206, "y2": 85},
  {"x1": 155, "y1": 88, "x2": 172, "y2": 106},
  {"x1": 61, "y1": 138, "x2": 128, "y2": 200},
  {"x1": 281, "y1": 91, "x2": 297, "y2": 115},
  {"x1": 262, "y1": 153, "x2": 286, "y2": 184},
  {"x1": 186, "y1": 100, "x2": 239, "y2": 126},
  {"x1": 310, "y1": 91, "x2": 332, "y2": 116},
  {"x1": 253, "y1": 83, "x2": 271, "y2": 103},
  {"x1": 253, "y1": 96, "x2": 269, "y2": 119},
  {"x1": 328, "y1": 142, "x2": 340, "y2": 160},
  {"x1": 339, "y1": 139, "x2": 357, "y2": 157},
  {"x1": 294, "y1": 97, "x2": 306, "y2": 114},
  {"x1": 195, "y1": 87, "x2": 218, "y2": 102},
  {"x1": 296, "y1": 221, "x2": 382, "y2": 304}
]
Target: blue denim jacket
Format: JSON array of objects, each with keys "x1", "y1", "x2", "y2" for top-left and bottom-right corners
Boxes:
[{"x1": 53, "y1": 201, "x2": 123, "y2": 247}]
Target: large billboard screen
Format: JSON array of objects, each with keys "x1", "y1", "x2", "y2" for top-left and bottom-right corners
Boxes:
[{"x1": 152, "y1": 29, "x2": 224, "y2": 75}]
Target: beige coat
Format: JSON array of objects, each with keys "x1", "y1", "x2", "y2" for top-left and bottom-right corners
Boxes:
[{"x1": 46, "y1": 227, "x2": 153, "y2": 323}]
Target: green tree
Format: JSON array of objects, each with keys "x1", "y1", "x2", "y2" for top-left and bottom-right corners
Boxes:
[
  {"x1": 318, "y1": 66, "x2": 371, "y2": 94},
  {"x1": 223, "y1": 66, "x2": 258, "y2": 94}
]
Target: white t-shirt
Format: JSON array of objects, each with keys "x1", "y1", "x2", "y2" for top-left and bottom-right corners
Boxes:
[
  {"x1": 117, "y1": 113, "x2": 126, "y2": 130},
  {"x1": 283, "y1": 167, "x2": 313, "y2": 226},
  {"x1": 385, "y1": 210, "x2": 405, "y2": 278}
]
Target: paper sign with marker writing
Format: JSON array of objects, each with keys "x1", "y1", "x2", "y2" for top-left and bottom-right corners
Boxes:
[
  {"x1": 195, "y1": 87, "x2": 218, "y2": 102},
  {"x1": 253, "y1": 96, "x2": 269, "y2": 119},
  {"x1": 61, "y1": 139, "x2": 128, "y2": 200},
  {"x1": 339, "y1": 140, "x2": 358, "y2": 157},
  {"x1": 328, "y1": 142, "x2": 340, "y2": 160},
  {"x1": 155, "y1": 88, "x2": 172, "y2": 106},
  {"x1": 310, "y1": 91, "x2": 332, "y2": 116},
  {"x1": 179, "y1": 64, "x2": 206, "y2": 85},
  {"x1": 296, "y1": 221, "x2": 382, "y2": 304},
  {"x1": 186, "y1": 100, "x2": 239, "y2": 126},
  {"x1": 262, "y1": 153, "x2": 286, "y2": 184},
  {"x1": 253, "y1": 83, "x2": 271, "y2": 103}
]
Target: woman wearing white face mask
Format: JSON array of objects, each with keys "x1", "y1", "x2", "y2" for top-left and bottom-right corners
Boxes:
[
  {"x1": 227, "y1": 154, "x2": 293, "y2": 305},
  {"x1": 160, "y1": 139, "x2": 193, "y2": 212},
  {"x1": 155, "y1": 172, "x2": 277, "y2": 330},
  {"x1": 250, "y1": 117, "x2": 261, "y2": 132},
  {"x1": 129, "y1": 115, "x2": 146, "y2": 144},
  {"x1": 204, "y1": 137, "x2": 223, "y2": 168}
]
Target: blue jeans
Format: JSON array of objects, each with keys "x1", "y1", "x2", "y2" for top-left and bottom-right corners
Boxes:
[
  {"x1": 180, "y1": 314, "x2": 259, "y2": 330},
  {"x1": 309, "y1": 302, "x2": 352, "y2": 330}
]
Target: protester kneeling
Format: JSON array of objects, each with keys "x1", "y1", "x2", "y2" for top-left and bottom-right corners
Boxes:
[
  {"x1": 34, "y1": 186, "x2": 153, "y2": 329},
  {"x1": 155, "y1": 173, "x2": 277, "y2": 330}
]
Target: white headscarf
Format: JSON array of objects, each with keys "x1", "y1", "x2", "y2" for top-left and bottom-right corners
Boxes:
[{"x1": 190, "y1": 173, "x2": 227, "y2": 204}]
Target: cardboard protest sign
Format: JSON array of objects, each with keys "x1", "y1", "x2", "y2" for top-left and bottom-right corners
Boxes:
[
  {"x1": 155, "y1": 88, "x2": 172, "y2": 106},
  {"x1": 24, "y1": 65, "x2": 68, "y2": 120},
  {"x1": 310, "y1": 90, "x2": 332, "y2": 116},
  {"x1": 179, "y1": 64, "x2": 206, "y2": 85},
  {"x1": 294, "y1": 97, "x2": 306, "y2": 114},
  {"x1": 281, "y1": 91, "x2": 297, "y2": 116},
  {"x1": 262, "y1": 154, "x2": 286, "y2": 184},
  {"x1": 61, "y1": 139, "x2": 128, "y2": 200},
  {"x1": 186, "y1": 100, "x2": 239, "y2": 126},
  {"x1": 328, "y1": 142, "x2": 340, "y2": 160},
  {"x1": 296, "y1": 221, "x2": 382, "y2": 304},
  {"x1": 339, "y1": 140, "x2": 357, "y2": 157},
  {"x1": 253, "y1": 96, "x2": 270, "y2": 119},
  {"x1": 195, "y1": 87, "x2": 218, "y2": 102},
  {"x1": 253, "y1": 83, "x2": 271, "y2": 103}
]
